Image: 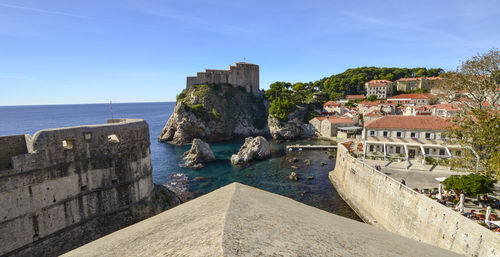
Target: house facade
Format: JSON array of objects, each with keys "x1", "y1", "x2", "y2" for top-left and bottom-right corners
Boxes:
[
  {"x1": 362, "y1": 116, "x2": 462, "y2": 164},
  {"x1": 365, "y1": 80, "x2": 394, "y2": 99},
  {"x1": 323, "y1": 101, "x2": 345, "y2": 115},
  {"x1": 396, "y1": 77, "x2": 442, "y2": 91},
  {"x1": 320, "y1": 117, "x2": 355, "y2": 138}
]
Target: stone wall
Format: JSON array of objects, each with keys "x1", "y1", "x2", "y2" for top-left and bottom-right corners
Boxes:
[
  {"x1": 330, "y1": 143, "x2": 500, "y2": 257},
  {"x1": 0, "y1": 134, "x2": 30, "y2": 170},
  {"x1": 186, "y1": 62, "x2": 259, "y2": 96},
  {"x1": 0, "y1": 119, "x2": 168, "y2": 256}
]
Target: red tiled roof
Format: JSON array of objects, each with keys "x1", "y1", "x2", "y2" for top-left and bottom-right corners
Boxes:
[
  {"x1": 364, "y1": 116, "x2": 452, "y2": 130},
  {"x1": 324, "y1": 101, "x2": 341, "y2": 107},
  {"x1": 342, "y1": 141, "x2": 353, "y2": 149},
  {"x1": 366, "y1": 83, "x2": 390, "y2": 88},
  {"x1": 388, "y1": 93, "x2": 433, "y2": 100},
  {"x1": 396, "y1": 77, "x2": 442, "y2": 82},
  {"x1": 366, "y1": 79, "x2": 392, "y2": 84},
  {"x1": 432, "y1": 103, "x2": 460, "y2": 111},
  {"x1": 325, "y1": 117, "x2": 354, "y2": 124},
  {"x1": 311, "y1": 117, "x2": 327, "y2": 122},
  {"x1": 346, "y1": 95, "x2": 365, "y2": 100}
]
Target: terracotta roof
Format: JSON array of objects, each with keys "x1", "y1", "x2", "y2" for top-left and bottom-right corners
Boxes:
[
  {"x1": 346, "y1": 95, "x2": 365, "y2": 100},
  {"x1": 366, "y1": 80, "x2": 392, "y2": 84},
  {"x1": 365, "y1": 110, "x2": 382, "y2": 117},
  {"x1": 396, "y1": 77, "x2": 420, "y2": 81},
  {"x1": 396, "y1": 77, "x2": 442, "y2": 82},
  {"x1": 311, "y1": 117, "x2": 327, "y2": 122},
  {"x1": 432, "y1": 103, "x2": 460, "y2": 111},
  {"x1": 364, "y1": 116, "x2": 452, "y2": 130},
  {"x1": 366, "y1": 83, "x2": 390, "y2": 88},
  {"x1": 325, "y1": 117, "x2": 354, "y2": 124},
  {"x1": 324, "y1": 101, "x2": 341, "y2": 107},
  {"x1": 388, "y1": 93, "x2": 433, "y2": 100},
  {"x1": 342, "y1": 141, "x2": 353, "y2": 149}
]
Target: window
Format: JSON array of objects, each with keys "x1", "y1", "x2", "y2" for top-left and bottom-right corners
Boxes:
[
  {"x1": 396, "y1": 132, "x2": 402, "y2": 137},
  {"x1": 440, "y1": 133, "x2": 447, "y2": 139},
  {"x1": 383, "y1": 131, "x2": 389, "y2": 137},
  {"x1": 369, "y1": 145, "x2": 374, "y2": 152},
  {"x1": 370, "y1": 130, "x2": 376, "y2": 136},
  {"x1": 424, "y1": 148, "x2": 429, "y2": 154},
  {"x1": 62, "y1": 140, "x2": 74, "y2": 149},
  {"x1": 425, "y1": 133, "x2": 432, "y2": 139},
  {"x1": 395, "y1": 147, "x2": 401, "y2": 154},
  {"x1": 439, "y1": 149, "x2": 445, "y2": 155},
  {"x1": 410, "y1": 132, "x2": 417, "y2": 138}
]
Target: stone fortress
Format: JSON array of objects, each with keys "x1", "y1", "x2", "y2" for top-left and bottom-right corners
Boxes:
[
  {"x1": 186, "y1": 62, "x2": 260, "y2": 96},
  {"x1": 0, "y1": 119, "x2": 178, "y2": 257}
]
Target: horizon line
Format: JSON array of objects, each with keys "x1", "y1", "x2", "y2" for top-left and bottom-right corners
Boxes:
[{"x1": 0, "y1": 100, "x2": 176, "y2": 107}]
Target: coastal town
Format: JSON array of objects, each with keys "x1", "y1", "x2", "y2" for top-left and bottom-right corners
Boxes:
[{"x1": 308, "y1": 73, "x2": 500, "y2": 239}]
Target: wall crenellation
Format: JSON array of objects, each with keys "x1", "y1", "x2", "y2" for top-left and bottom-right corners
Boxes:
[{"x1": 0, "y1": 119, "x2": 158, "y2": 257}]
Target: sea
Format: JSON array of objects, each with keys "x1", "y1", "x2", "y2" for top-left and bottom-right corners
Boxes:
[{"x1": 0, "y1": 102, "x2": 360, "y2": 221}]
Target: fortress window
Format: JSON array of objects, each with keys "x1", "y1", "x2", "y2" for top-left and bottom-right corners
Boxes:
[
  {"x1": 62, "y1": 140, "x2": 74, "y2": 149},
  {"x1": 84, "y1": 132, "x2": 92, "y2": 141},
  {"x1": 108, "y1": 134, "x2": 120, "y2": 143}
]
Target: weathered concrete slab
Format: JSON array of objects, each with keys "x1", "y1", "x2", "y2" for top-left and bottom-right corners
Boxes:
[{"x1": 64, "y1": 182, "x2": 461, "y2": 257}]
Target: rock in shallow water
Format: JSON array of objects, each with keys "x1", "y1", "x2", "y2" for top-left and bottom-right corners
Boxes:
[
  {"x1": 230, "y1": 136, "x2": 271, "y2": 165},
  {"x1": 183, "y1": 138, "x2": 215, "y2": 168}
]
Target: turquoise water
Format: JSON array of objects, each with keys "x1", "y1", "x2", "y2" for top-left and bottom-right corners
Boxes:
[{"x1": 0, "y1": 102, "x2": 360, "y2": 221}]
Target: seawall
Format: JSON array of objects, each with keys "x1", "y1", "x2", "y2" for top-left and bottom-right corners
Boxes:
[
  {"x1": 330, "y1": 144, "x2": 500, "y2": 257},
  {"x1": 0, "y1": 119, "x2": 176, "y2": 256}
]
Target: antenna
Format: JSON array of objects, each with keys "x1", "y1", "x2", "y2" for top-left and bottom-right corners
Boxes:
[{"x1": 110, "y1": 100, "x2": 114, "y2": 120}]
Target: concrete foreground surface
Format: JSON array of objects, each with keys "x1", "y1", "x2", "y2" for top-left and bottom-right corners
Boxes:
[{"x1": 63, "y1": 182, "x2": 461, "y2": 257}]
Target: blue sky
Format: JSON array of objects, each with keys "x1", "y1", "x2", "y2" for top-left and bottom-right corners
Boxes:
[{"x1": 0, "y1": 0, "x2": 499, "y2": 105}]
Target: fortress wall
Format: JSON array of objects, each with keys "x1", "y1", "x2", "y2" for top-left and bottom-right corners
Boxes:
[
  {"x1": 0, "y1": 135, "x2": 30, "y2": 170},
  {"x1": 186, "y1": 63, "x2": 259, "y2": 96},
  {"x1": 0, "y1": 119, "x2": 156, "y2": 256},
  {"x1": 330, "y1": 144, "x2": 500, "y2": 257}
]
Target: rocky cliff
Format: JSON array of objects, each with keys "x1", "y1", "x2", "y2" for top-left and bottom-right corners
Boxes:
[
  {"x1": 268, "y1": 105, "x2": 314, "y2": 140},
  {"x1": 160, "y1": 84, "x2": 269, "y2": 144}
]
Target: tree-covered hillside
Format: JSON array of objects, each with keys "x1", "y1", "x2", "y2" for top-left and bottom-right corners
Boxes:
[{"x1": 265, "y1": 66, "x2": 443, "y2": 122}]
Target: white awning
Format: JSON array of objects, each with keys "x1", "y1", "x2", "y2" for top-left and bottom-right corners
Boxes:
[{"x1": 435, "y1": 177, "x2": 446, "y2": 182}]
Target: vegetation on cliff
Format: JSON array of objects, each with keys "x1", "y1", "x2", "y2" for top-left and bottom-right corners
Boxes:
[{"x1": 161, "y1": 84, "x2": 268, "y2": 144}]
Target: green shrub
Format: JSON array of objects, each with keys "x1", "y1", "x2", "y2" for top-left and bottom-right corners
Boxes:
[
  {"x1": 176, "y1": 91, "x2": 187, "y2": 103},
  {"x1": 191, "y1": 104, "x2": 209, "y2": 121},
  {"x1": 443, "y1": 173, "x2": 497, "y2": 195},
  {"x1": 211, "y1": 108, "x2": 220, "y2": 118}
]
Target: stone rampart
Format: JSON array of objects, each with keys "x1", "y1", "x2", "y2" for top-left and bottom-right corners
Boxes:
[
  {"x1": 186, "y1": 62, "x2": 260, "y2": 96},
  {"x1": 330, "y1": 143, "x2": 500, "y2": 257},
  {"x1": 0, "y1": 119, "x2": 160, "y2": 256}
]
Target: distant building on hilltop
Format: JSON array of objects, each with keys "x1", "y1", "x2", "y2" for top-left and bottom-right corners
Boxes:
[
  {"x1": 396, "y1": 77, "x2": 442, "y2": 91},
  {"x1": 365, "y1": 80, "x2": 394, "y2": 99},
  {"x1": 186, "y1": 62, "x2": 260, "y2": 96}
]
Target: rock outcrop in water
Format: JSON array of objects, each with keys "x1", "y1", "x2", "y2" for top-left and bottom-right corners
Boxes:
[
  {"x1": 230, "y1": 136, "x2": 271, "y2": 165},
  {"x1": 160, "y1": 84, "x2": 269, "y2": 145},
  {"x1": 268, "y1": 106, "x2": 314, "y2": 140},
  {"x1": 182, "y1": 138, "x2": 215, "y2": 168}
]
